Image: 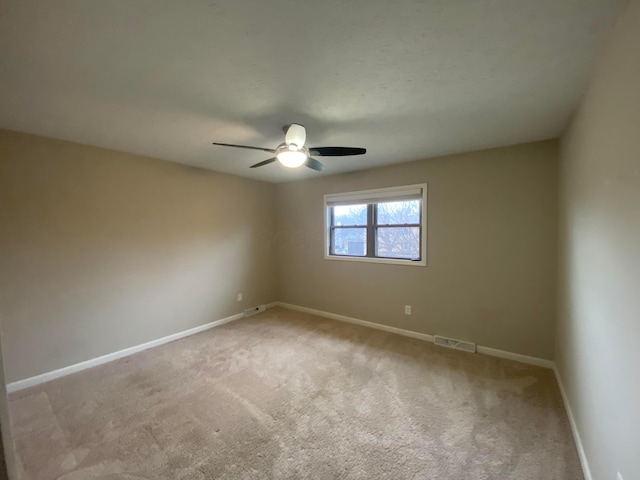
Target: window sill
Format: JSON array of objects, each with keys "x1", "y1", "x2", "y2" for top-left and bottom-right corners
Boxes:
[{"x1": 324, "y1": 255, "x2": 427, "y2": 267}]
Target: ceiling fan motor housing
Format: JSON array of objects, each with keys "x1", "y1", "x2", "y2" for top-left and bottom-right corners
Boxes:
[{"x1": 285, "y1": 123, "x2": 306, "y2": 148}]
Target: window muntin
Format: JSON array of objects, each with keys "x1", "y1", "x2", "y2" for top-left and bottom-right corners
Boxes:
[{"x1": 325, "y1": 185, "x2": 427, "y2": 266}]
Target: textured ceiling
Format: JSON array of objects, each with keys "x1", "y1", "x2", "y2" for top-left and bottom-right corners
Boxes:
[{"x1": 0, "y1": 0, "x2": 628, "y2": 182}]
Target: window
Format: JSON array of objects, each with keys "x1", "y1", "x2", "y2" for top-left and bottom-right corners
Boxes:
[{"x1": 324, "y1": 184, "x2": 427, "y2": 266}]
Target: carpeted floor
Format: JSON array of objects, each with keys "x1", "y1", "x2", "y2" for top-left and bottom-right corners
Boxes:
[{"x1": 9, "y1": 307, "x2": 583, "y2": 480}]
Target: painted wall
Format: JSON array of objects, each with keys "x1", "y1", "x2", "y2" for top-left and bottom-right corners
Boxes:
[
  {"x1": 0, "y1": 130, "x2": 277, "y2": 383},
  {"x1": 556, "y1": 1, "x2": 640, "y2": 479},
  {"x1": 276, "y1": 140, "x2": 559, "y2": 360}
]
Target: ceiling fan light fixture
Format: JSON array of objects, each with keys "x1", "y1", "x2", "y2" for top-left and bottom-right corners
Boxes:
[{"x1": 277, "y1": 150, "x2": 307, "y2": 168}]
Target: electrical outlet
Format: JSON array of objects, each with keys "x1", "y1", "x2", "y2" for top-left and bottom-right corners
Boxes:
[
  {"x1": 617, "y1": 472, "x2": 624, "y2": 480},
  {"x1": 237, "y1": 293, "x2": 243, "y2": 302},
  {"x1": 404, "y1": 305, "x2": 412, "y2": 315}
]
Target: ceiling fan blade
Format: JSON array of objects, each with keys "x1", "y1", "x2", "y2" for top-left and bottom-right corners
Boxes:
[
  {"x1": 249, "y1": 158, "x2": 277, "y2": 169},
  {"x1": 285, "y1": 124, "x2": 306, "y2": 148},
  {"x1": 310, "y1": 147, "x2": 366, "y2": 156},
  {"x1": 212, "y1": 142, "x2": 276, "y2": 153},
  {"x1": 304, "y1": 157, "x2": 325, "y2": 171}
]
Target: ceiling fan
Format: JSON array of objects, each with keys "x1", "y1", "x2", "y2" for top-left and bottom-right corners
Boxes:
[{"x1": 212, "y1": 124, "x2": 366, "y2": 171}]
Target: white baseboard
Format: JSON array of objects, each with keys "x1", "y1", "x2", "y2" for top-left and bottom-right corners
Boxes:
[
  {"x1": 276, "y1": 302, "x2": 435, "y2": 343},
  {"x1": 274, "y1": 302, "x2": 555, "y2": 369},
  {"x1": 7, "y1": 303, "x2": 278, "y2": 393},
  {"x1": 553, "y1": 366, "x2": 592, "y2": 480},
  {"x1": 475, "y1": 345, "x2": 555, "y2": 369}
]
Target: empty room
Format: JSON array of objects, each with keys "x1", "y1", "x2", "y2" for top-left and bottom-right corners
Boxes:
[{"x1": 0, "y1": 1, "x2": 638, "y2": 479}]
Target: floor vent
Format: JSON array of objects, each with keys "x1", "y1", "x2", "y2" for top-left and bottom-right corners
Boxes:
[
  {"x1": 434, "y1": 335, "x2": 476, "y2": 353},
  {"x1": 244, "y1": 305, "x2": 266, "y2": 317}
]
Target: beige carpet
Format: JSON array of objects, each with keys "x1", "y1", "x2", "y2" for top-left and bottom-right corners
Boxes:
[{"x1": 9, "y1": 307, "x2": 583, "y2": 480}]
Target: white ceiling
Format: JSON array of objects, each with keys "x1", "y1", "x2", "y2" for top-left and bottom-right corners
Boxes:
[{"x1": 0, "y1": 0, "x2": 628, "y2": 183}]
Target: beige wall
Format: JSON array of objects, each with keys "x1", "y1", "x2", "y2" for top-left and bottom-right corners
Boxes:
[
  {"x1": 276, "y1": 140, "x2": 559, "y2": 359},
  {"x1": 556, "y1": 1, "x2": 640, "y2": 479},
  {"x1": 0, "y1": 130, "x2": 277, "y2": 383}
]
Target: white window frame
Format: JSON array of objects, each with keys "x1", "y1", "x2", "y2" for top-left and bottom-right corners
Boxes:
[{"x1": 324, "y1": 184, "x2": 427, "y2": 267}]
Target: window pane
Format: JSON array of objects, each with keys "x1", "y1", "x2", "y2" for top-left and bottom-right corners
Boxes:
[
  {"x1": 332, "y1": 227, "x2": 367, "y2": 256},
  {"x1": 376, "y1": 200, "x2": 420, "y2": 225},
  {"x1": 376, "y1": 227, "x2": 420, "y2": 259},
  {"x1": 333, "y1": 204, "x2": 367, "y2": 226}
]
